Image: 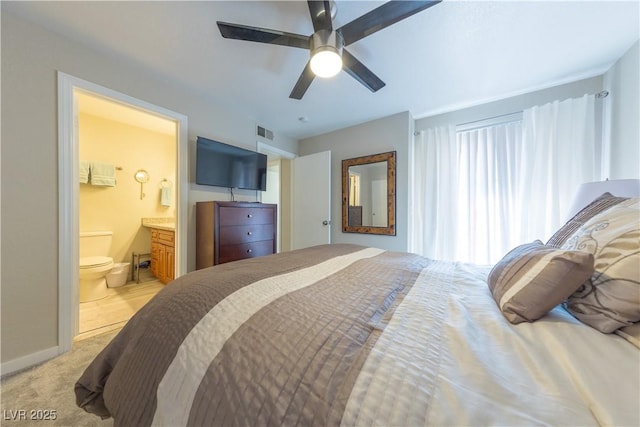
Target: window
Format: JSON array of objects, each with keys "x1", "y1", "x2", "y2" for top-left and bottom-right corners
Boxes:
[
  {"x1": 454, "y1": 120, "x2": 523, "y2": 264},
  {"x1": 411, "y1": 94, "x2": 597, "y2": 264}
]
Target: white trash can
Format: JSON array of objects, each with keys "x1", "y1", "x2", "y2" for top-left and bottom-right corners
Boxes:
[{"x1": 106, "y1": 262, "x2": 130, "y2": 288}]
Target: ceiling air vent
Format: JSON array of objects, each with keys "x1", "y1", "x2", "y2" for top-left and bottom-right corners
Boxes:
[{"x1": 257, "y1": 125, "x2": 274, "y2": 140}]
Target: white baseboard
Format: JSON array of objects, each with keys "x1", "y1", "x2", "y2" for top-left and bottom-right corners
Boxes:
[{"x1": 0, "y1": 346, "x2": 60, "y2": 378}]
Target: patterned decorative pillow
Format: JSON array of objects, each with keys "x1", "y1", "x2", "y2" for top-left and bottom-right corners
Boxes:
[
  {"x1": 616, "y1": 322, "x2": 640, "y2": 348},
  {"x1": 547, "y1": 192, "x2": 629, "y2": 248},
  {"x1": 488, "y1": 241, "x2": 595, "y2": 324},
  {"x1": 562, "y1": 198, "x2": 640, "y2": 333}
]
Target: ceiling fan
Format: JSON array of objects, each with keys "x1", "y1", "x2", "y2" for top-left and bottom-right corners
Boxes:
[{"x1": 217, "y1": 1, "x2": 441, "y2": 100}]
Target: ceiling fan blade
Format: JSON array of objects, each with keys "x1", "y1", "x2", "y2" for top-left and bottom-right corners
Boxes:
[
  {"x1": 217, "y1": 22, "x2": 310, "y2": 49},
  {"x1": 342, "y1": 49, "x2": 385, "y2": 93},
  {"x1": 289, "y1": 61, "x2": 315, "y2": 100},
  {"x1": 338, "y1": 1, "x2": 441, "y2": 46},
  {"x1": 307, "y1": 1, "x2": 333, "y2": 32}
]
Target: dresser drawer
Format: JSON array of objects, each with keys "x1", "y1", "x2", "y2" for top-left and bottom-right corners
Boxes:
[
  {"x1": 219, "y1": 206, "x2": 274, "y2": 226},
  {"x1": 218, "y1": 224, "x2": 274, "y2": 245},
  {"x1": 196, "y1": 201, "x2": 277, "y2": 269},
  {"x1": 218, "y1": 240, "x2": 275, "y2": 264}
]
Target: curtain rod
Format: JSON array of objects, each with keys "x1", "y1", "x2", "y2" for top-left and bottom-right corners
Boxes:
[
  {"x1": 415, "y1": 90, "x2": 611, "y2": 136},
  {"x1": 456, "y1": 90, "x2": 610, "y2": 132},
  {"x1": 456, "y1": 111, "x2": 523, "y2": 133}
]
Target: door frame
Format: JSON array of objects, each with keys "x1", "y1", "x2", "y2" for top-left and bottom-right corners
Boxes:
[
  {"x1": 257, "y1": 141, "x2": 296, "y2": 252},
  {"x1": 57, "y1": 72, "x2": 188, "y2": 352},
  {"x1": 257, "y1": 141, "x2": 296, "y2": 160}
]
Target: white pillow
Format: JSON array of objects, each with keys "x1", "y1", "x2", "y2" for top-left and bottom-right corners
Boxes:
[{"x1": 562, "y1": 198, "x2": 640, "y2": 333}]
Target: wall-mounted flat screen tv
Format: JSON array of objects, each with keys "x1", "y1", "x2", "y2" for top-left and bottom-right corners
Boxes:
[{"x1": 196, "y1": 136, "x2": 267, "y2": 191}]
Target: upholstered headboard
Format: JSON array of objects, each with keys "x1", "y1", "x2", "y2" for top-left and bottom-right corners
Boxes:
[{"x1": 566, "y1": 179, "x2": 640, "y2": 220}]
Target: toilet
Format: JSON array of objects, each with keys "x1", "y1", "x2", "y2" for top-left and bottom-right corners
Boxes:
[{"x1": 79, "y1": 231, "x2": 114, "y2": 302}]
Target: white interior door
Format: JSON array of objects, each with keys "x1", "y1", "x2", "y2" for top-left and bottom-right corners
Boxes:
[
  {"x1": 292, "y1": 151, "x2": 331, "y2": 250},
  {"x1": 371, "y1": 179, "x2": 387, "y2": 227}
]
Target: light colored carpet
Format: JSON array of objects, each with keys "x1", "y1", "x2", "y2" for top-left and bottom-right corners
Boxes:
[{"x1": 1, "y1": 331, "x2": 119, "y2": 427}]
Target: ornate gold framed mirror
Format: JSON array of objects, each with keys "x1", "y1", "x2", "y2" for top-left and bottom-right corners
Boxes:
[{"x1": 342, "y1": 151, "x2": 396, "y2": 235}]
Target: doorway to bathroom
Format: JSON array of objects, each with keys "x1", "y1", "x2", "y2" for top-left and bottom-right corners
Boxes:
[
  {"x1": 58, "y1": 72, "x2": 188, "y2": 352},
  {"x1": 76, "y1": 92, "x2": 177, "y2": 340}
]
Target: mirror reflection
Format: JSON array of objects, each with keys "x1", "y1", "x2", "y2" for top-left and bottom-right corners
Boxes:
[
  {"x1": 134, "y1": 169, "x2": 149, "y2": 183},
  {"x1": 342, "y1": 151, "x2": 396, "y2": 235},
  {"x1": 347, "y1": 161, "x2": 388, "y2": 227},
  {"x1": 134, "y1": 169, "x2": 149, "y2": 200}
]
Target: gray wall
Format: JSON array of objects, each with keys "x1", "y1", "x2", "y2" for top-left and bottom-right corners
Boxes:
[
  {"x1": 1, "y1": 11, "x2": 298, "y2": 363},
  {"x1": 415, "y1": 76, "x2": 604, "y2": 132},
  {"x1": 299, "y1": 112, "x2": 412, "y2": 252},
  {"x1": 604, "y1": 40, "x2": 640, "y2": 179}
]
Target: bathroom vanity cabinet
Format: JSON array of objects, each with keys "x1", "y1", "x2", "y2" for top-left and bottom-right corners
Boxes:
[
  {"x1": 196, "y1": 201, "x2": 277, "y2": 268},
  {"x1": 150, "y1": 228, "x2": 175, "y2": 284}
]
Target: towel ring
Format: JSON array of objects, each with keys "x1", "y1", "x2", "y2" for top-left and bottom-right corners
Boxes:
[
  {"x1": 160, "y1": 179, "x2": 172, "y2": 188},
  {"x1": 134, "y1": 169, "x2": 149, "y2": 199}
]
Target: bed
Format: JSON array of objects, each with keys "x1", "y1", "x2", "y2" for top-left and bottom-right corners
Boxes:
[{"x1": 76, "y1": 193, "x2": 639, "y2": 427}]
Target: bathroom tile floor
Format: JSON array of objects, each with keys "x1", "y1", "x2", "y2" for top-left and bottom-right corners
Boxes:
[{"x1": 76, "y1": 280, "x2": 165, "y2": 342}]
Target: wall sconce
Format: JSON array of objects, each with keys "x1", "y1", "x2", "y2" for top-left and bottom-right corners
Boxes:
[
  {"x1": 310, "y1": 30, "x2": 343, "y2": 78},
  {"x1": 134, "y1": 169, "x2": 149, "y2": 200}
]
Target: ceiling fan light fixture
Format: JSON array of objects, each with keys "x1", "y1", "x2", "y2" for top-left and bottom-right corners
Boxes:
[
  {"x1": 310, "y1": 48, "x2": 342, "y2": 78},
  {"x1": 310, "y1": 29, "x2": 343, "y2": 78}
]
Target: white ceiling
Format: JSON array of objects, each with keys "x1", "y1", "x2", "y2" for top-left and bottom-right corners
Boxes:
[
  {"x1": 5, "y1": 1, "x2": 639, "y2": 140},
  {"x1": 77, "y1": 92, "x2": 177, "y2": 136}
]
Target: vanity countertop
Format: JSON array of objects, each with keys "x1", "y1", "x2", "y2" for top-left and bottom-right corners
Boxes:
[{"x1": 142, "y1": 217, "x2": 175, "y2": 231}]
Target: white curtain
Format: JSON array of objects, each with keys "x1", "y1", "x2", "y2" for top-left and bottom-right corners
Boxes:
[
  {"x1": 411, "y1": 125, "x2": 458, "y2": 260},
  {"x1": 411, "y1": 94, "x2": 597, "y2": 265},
  {"x1": 456, "y1": 122, "x2": 523, "y2": 264},
  {"x1": 518, "y1": 94, "x2": 597, "y2": 241}
]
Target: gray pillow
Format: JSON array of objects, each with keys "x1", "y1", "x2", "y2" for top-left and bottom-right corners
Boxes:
[
  {"x1": 562, "y1": 198, "x2": 640, "y2": 333},
  {"x1": 488, "y1": 241, "x2": 594, "y2": 324}
]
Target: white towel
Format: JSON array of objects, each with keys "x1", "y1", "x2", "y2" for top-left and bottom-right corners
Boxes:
[
  {"x1": 161, "y1": 186, "x2": 173, "y2": 207},
  {"x1": 79, "y1": 160, "x2": 90, "y2": 184},
  {"x1": 91, "y1": 162, "x2": 116, "y2": 187}
]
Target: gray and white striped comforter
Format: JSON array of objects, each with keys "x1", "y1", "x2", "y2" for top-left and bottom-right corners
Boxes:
[{"x1": 75, "y1": 244, "x2": 639, "y2": 426}]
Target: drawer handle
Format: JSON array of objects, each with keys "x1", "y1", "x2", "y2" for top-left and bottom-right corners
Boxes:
[
  {"x1": 247, "y1": 231, "x2": 253, "y2": 236},
  {"x1": 247, "y1": 214, "x2": 253, "y2": 218},
  {"x1": 246, "y1": 248, "x2": 253, "y2": 254}
]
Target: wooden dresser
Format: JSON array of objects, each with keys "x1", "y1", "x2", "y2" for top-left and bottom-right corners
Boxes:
[
  {"x1": 196, "y1": 201, "x2": 277, "y2": 268},
  {"x1": 149, "y1": 227, "x2": 175, "y2": 284}
]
